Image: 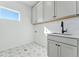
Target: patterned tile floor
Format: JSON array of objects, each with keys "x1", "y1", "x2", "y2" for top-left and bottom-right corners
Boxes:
[{"x1": 0, "y1": 42, "x2": 47, "y2": 57}]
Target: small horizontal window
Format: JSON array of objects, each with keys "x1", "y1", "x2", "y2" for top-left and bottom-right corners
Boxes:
[{"x1": 0, "y1": 6, "x2": 20, "y2": 22}]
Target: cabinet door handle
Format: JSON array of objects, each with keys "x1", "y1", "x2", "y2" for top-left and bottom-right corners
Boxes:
[
  {"x1": 56, "y1": 44, "x2": 58, "y2": 46},
  {"x1": 58, "y1": 45, "x2": 60, "y2": 46},
  {"x1": 55, "y1": 44, "x2": 60, "y2": 46},
  {"x1": 53, "y1": 16, "x2": 56, "y2": 17}
]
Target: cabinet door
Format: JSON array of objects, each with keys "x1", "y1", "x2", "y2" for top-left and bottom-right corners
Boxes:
[
  {"x1": 48, "y1": 40, "x2": 58, "y2": 57},
  {"x1": 36, "y1": 2, "x2": 43, "y2": 23},
  {"x1": 61, "y1": 44, "x2": 77, "y2": 57},
  {"x1": 32, "y1": 6, "x2": 37, "y2": 23},
  {"x1": 43, "y1": 1, "x2": 54, "y2": 21},
  {"x1": 55, "y1": 1, "x2": 76, "y2": 18},
  {"x1": 77, "y1": 1, "x2": 79, "y2": 14}
]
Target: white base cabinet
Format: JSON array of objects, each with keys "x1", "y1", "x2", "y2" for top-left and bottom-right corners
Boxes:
[
  {"x1": 48, "y1": 35, "x2": 78, "y2": 57},
  {"x1": 61, "y1": 43, "x2": 77, "y2": 57},
  {"x1": 48, "y1": 40, "x2": 58, "y2": 57}
]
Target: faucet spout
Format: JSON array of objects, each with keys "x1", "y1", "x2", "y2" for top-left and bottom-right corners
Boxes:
[{"x1": 61, "y1": 21, "x2": 67, "y2": 34}]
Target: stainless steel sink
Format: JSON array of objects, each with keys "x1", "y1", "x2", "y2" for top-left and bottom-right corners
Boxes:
[{"x1": 53, "y1": 33, "x2": 72, "y2": 35}]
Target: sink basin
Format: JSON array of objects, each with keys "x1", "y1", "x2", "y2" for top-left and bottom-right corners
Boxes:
[{"x1": 53, "y1": 33, "x2": 72, "y2": 35}]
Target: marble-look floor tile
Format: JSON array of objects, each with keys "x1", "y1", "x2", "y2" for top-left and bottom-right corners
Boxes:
[{"x1": 0, "y1": 42, "x2": 47, "y2": 57}]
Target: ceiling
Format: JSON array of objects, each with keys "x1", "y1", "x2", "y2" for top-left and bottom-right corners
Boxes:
[{"x1": 20, "y1": 1, "x2": 38, "y2": 7}]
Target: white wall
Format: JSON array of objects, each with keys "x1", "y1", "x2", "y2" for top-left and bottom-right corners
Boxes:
[
  {"x1": 0, "y1": 2, "x2": 34, "y2": 51},
  {"x1": 34, "y1": 17, "x2": 79, "y2": 47},
  {"x1": 34, "y1": 21, "x2": 61, "y2": 47}
]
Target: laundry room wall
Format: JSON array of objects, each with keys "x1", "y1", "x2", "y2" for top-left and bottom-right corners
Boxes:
[{"x1": 0, "y1": 1, "x2": 34, "y2": 51}]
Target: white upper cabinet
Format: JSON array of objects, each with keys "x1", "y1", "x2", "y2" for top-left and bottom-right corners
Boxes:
[
  {"x1": 76, "y1": 1, "x2": 79, "y2": 14},
  {"x1": 36, "y1": 2, "x2": 43, "y2": 23},
  {"x1": 32, "y1": 1, "x2": 77, "y2": 24},
  {"x1": 55, "y1": 1, "x2": 76, "y2": 18},
  {"x1": 43, "y1": 1, "x2": 54, "y2": 21},
  {"x1": 32, "y1": 6, "x2": 37, "y2": 23},
  {"x1": 32, "y1": 2, "x2": 43, "y2": 23}
]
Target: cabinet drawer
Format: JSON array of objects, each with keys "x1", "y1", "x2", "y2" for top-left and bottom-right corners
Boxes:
[
  {"x1": 61, "y1": 37, "x2": 77, "y2": 46},
  {"x1": 48, "y1": 35, "x2": 60, "y2": 41},
  {"x1": 48, "y1": 35, "x2": 77, "y2": 46}
]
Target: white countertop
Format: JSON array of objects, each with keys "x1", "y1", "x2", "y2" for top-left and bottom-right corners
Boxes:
[{"x1": 48, "y1": 33, "x2": 79, "y2": 40}]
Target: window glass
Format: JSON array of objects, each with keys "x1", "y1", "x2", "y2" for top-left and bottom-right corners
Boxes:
[{"x1": 0, "y1": 7, "x2": 20, "y2": 21}]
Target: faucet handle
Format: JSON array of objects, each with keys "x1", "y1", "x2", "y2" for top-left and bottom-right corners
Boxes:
[{"x1": 64, "y1": 28, "x2": 67, "y2": 32}]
